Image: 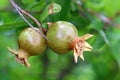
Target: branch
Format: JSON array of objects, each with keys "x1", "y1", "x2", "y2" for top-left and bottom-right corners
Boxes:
[
  {"x1": 19, "y1": 9, "x2": 42, "y2": 28},
  {"x1": 9, "y1": 0, "x2": 47, "y2": 40}
]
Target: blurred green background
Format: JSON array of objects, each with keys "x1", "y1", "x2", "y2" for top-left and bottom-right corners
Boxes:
[{"x1": 0, "y1": 0, "x2": 120, "y2": 80}]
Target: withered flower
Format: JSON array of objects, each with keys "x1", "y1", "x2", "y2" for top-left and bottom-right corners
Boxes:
[{"x1": 72, "y1": 34, "x2": 93, "y2": 63}]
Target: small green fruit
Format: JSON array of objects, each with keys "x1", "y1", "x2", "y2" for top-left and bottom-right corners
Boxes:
[
  {"x1": 46, "y1": 21, "x2": 93, "y2": 63},
  {"x1": 46, "y1": 21, "x2": 78, "y2": 53},
  {"x1": 8, "y1": 28, "x2": 46, "y2": 67}
]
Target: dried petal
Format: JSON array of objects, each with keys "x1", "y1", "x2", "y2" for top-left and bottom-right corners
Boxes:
[
  {"x1": 73, "y1": 48, "x2": 79, "y2": 63},
  {"x1": 8, "y1": 47, "x2": 30, "y2": 68},
  {"x1": 84, "y1": 42, "x2": 92, "y2": 51},
  {"x1": 72, "y1": 34, "x2": 93, "y2": 63},
  {"x1": 79, "y1": 54, "x2": 84, "y2": 61},
  {"x1": 73, "y1": 39, "x2": 85, "y2": 62},
  {"x1": 81, "y1": 34, "x2": 94, "y2": 40}
]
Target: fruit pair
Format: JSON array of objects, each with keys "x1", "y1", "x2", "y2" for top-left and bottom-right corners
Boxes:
[{"x1": 8, "y1": 21, "x2": 93, "y2": 68}]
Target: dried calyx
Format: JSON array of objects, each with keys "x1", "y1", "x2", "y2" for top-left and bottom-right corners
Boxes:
[
  {"x1": 71, "y1": 34, "x2": 93, "y2": 63},
  {"x1": 8, "y1": 48, "x2": 30, "y2": 67}
]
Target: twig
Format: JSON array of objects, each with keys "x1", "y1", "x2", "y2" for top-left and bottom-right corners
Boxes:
[
  {"x1": 19, "y1": 9, "x2": 42, "y2": 28},
  {"x1": 9, "y1": 0, "x2": 47, "y2": 40}
]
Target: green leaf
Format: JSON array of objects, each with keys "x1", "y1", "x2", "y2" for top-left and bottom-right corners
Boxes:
[
  {"x1": 106, "y1": 27, "x2": 120, "y2": 66},
  {"x1": 39, "y1": 5, "x2": 49, "y2": 22},
  {"x1": 22, "y1": 0, "x2": 35, "y2": 5},
  {"x1": 0, "y1": 22, "x2": 27, "y2": 30},
  {"x1": 59, "y1": 0, "x2": 71, "y2": 20},
  {"x1": 88, "y1": 18, "x2": 103, "y2": 31},
  {"x1": 26, "y1": 0, "x2": 45, "y2": 11},
  {"x1": 99, "y1": 30, "x2": 109, "y2": 45}
]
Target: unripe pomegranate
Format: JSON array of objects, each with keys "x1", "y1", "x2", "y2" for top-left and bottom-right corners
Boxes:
[
  {"x1": 46, "y1": 21, "x2": 93, "y2": 63},
  {"x1": 8, "y1": 28, "x2": 46, "y2": 67}
]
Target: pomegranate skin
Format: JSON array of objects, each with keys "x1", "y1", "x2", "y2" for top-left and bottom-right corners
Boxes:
[
  {"x1": 46, "y1": 21, "x2": 78, "y2": 54},
  {"x1": 18, "y1": 28, "x2": 46, "y2": 55}
]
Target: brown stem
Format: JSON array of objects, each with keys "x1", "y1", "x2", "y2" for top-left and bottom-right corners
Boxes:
[
  {"x1": 19, "y1": 9, "x2": 42, "y2": 29},
  {"x1": 9, "y1": 0, "x2": 47, "y2": 40}
]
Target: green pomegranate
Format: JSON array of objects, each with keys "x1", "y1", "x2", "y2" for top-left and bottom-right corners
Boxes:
[
  {"x1": 8, "y1": 28, "x2": 46, "y2": 67},
  {"x1": 46, "y1": 21, "x2": 93, "y2": 63}
]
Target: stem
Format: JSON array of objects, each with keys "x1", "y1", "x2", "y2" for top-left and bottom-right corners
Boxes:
[
  {"x1": 9, "y1": 0, "x2": 47, "y2": 40},
  {"x1": 19, "y1": 9, "x2": 42, "y2": 28}
]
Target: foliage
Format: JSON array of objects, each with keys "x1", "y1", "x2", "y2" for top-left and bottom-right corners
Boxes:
[{"x1": 0, "y1": 0, "x2": 120, "y2": 80}]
